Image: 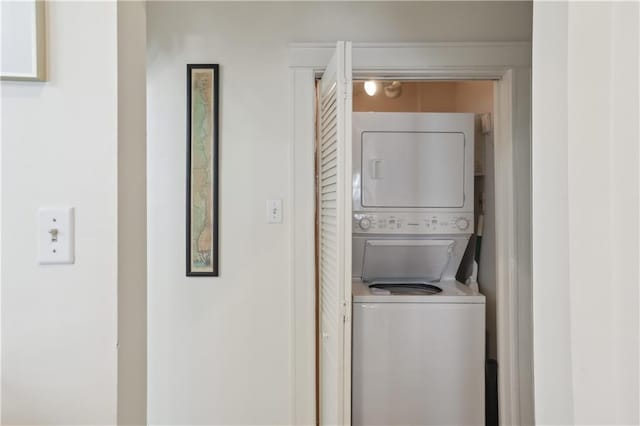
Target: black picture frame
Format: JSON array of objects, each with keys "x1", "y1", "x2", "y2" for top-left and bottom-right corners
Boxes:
[{"x1": 186, "y1": 64, "x2": 219, "y2": 276}]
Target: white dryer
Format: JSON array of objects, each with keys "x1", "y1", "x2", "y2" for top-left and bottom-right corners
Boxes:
[{"x1": 351, "y1": 112, "x2": 485, "y2": 425}]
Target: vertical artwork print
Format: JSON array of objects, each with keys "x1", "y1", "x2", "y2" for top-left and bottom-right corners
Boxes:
[
  {"x1": 187, "y1": 64, "x2": 219, "y2": 276},
  {"x1": 0, "y1": 0, "x2": 47, "y2": 81}
]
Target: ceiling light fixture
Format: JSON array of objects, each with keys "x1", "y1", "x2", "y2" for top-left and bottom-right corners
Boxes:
[
  {"x1": 364, "y1": 80, "x2": 377, "y2": 96},
  {"x1": 384, "y1": 81, "x2": 402, "y2": 98}
]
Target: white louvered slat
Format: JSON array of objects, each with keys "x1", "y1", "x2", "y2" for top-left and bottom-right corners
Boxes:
[
  {"x1": 322, "y1": 184, "x2": 337, "y2": 194},
  {"x1": 318, "y1": 41, "x2": 352, "y2": 426},
  {"x1": 322, "y1": 148, "x2": 338, "y2": 163}
]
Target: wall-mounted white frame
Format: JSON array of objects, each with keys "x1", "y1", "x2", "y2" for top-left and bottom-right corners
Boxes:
[
  {"x1": 289, "y1": 42, "x2": 532, "y2": 426},
  {"x1": 1, "y1": 0, "x2": 47, "y2": 81}
]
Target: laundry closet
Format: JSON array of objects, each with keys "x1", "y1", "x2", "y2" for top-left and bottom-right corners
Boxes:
[{"x1": 317, "y1": 78, "x2": 498, "y2": 425}]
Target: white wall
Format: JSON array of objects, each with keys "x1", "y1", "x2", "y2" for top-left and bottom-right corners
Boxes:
[
  {"x1": 532, "y1": 2, "x2": 639, "y2": 424},
  {"x1": 146, "y1": 2, "x2": 532, "y2": 424},
  {"x1": 1, "y1": 2, "x2": 118, "y2": 423},
  {"x1": 1, "y1": 2, "x2": 147, "y2": 424}
]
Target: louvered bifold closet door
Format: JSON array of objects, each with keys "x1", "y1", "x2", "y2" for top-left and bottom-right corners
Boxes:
[{"x1": 318, "y1": 41, "x2": 352, "y2": 426}]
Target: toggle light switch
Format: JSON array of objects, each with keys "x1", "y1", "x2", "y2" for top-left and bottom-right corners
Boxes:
[
  {"x1": 38, "y1": 207, "x2": 74, "y2": 264},
  {"x1": 267, "y1": 199, "x2": 283, "y2": 224}
]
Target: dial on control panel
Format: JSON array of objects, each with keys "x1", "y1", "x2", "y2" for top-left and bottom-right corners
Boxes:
[
  {"x1": 359, "y1": 217, "x2": 371, "y2": 230},
  {"x1": 456, "y1": 218, "x2": 470, "y2": 231}
]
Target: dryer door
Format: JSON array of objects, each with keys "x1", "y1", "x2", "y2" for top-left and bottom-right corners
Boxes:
[{"x1": 361, "y1": 131, "x2": 466, "y2": 208}]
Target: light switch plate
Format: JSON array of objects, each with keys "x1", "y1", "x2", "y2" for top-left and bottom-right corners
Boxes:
[
  {"x1": 267, "y1": 199, "x2": 283, "y2": 224},
  {"x1": 38, "y1": 207, "x2": 74, "y2": 264}
]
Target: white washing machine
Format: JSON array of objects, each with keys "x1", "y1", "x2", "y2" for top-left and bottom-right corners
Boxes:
[
  {"x1": 352, "y1": 279, "x2": 485, "y2": 425},
  {"x1": 351, "y1": 112, "x2": 485, "y2": 425}
]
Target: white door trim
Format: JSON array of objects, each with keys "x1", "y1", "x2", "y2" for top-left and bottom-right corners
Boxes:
[
  {"x1": 289, "y1": 42, "x2": 532, "y2": 426},
  {"x1": 290, "y1": 67, "x2": 317, "y2": 426}
]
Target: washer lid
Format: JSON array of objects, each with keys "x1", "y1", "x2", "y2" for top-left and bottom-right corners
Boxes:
[{"x1": 361, "y1": 239, "x2": 453, "y2": 283}]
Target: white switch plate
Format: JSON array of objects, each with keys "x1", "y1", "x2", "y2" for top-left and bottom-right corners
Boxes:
[
  {"x1": 267, "y1": 199, "x2": 283, "y2": 224},
  {"x1": 38, "y1": 207, "x2": 74, "y2": 264}
]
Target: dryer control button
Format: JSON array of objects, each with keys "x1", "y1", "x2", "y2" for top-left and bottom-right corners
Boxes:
[
  {"x1": 456, "y1": 218, "x2": 470, "y2": 231},
  {"x1": 359, "y1": 218, "x2": 371, "y2": 230}
]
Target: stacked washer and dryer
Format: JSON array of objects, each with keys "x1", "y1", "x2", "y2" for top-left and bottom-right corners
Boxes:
[{"x1": 351, "y1": 112, "x2": 486, "y2": 425}]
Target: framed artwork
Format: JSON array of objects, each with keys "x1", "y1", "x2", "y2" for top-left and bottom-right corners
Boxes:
[
  {"x1": 1, "y1": 0, "x2": 47, "y2": 81},
  {"x1": 186, "y1": 64, "x2": 219, "y2": 276}
]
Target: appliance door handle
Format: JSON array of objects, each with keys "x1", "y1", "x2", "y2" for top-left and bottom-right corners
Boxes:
[{"x1": 370, "y1": 159, "x2": 384, "y2": 179}]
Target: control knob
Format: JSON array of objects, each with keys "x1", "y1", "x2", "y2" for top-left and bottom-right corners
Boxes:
[
  {"x1": 359, "y1": 217, "x2": 371, "y2": 230},
  {"x1": 456, "y1": 218, "x2": 470, "y2": 231}
]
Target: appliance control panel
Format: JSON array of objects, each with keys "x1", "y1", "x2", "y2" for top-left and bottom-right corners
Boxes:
[{"x1": 352, "y1": 212, "x2": 474, "y2": 235}]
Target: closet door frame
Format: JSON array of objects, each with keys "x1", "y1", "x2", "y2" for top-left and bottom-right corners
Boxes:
[{"x1": 289, "y1": 42, "x2": 532, "y2": 426}]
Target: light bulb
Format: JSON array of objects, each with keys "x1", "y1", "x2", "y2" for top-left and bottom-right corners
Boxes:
[{"x1": 364, "y1": 80, "x2": 377, "y2": 96}]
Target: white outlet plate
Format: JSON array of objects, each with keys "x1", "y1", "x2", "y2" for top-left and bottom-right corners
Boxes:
[
  {"x1": 267, "y1": 199, "x2": 283, "y2": 224},
  {"x1": 38, "y1": 207, "x2": 75, "y2": 264}
]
